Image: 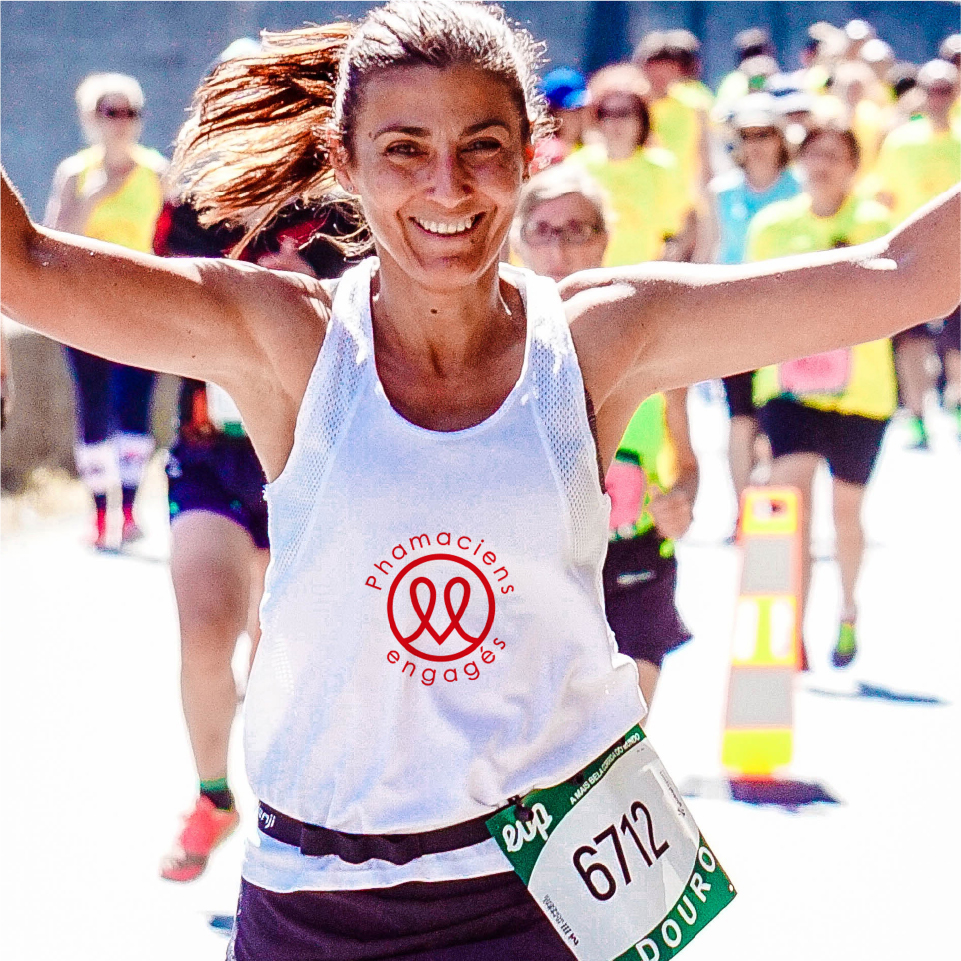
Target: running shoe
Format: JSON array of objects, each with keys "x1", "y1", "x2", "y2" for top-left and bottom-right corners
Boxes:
[
  {"x1": 905, "y1": 416, "x2": 930, "y2": 451},
  {"x1": 160, "y1": 796, "x2": 240, "y2": 883},
  {"x1": 120, "y1": 517, "x2": 145, "y2": 544},
  {"x1": 121, "y1": 506, "x2": 144, "y2": 545},
  {"x1": 831, "y1": 621, "x2": 858, "y2": 669},
  {"x1": 91, "y1": 509, "x2": 109, "y2": 551}
]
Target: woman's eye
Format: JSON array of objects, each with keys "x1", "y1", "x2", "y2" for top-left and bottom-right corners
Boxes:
[
  {"x1": 385, "y1": 142, "x2": 423, "y2": 158},
  {"x1": 464, "y1": 138, "x2": 503, "y2": 155}
]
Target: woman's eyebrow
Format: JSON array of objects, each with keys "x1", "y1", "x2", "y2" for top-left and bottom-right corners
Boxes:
[
  {"x1": 373, "y1": 124, "x2": 430, "y2": 139},
  {"x1": 372, "y1": 119, "x2": 512, "y2": 139},
  {"x1": 462, "y1": 119, "x2": 512, "y2": 136}
]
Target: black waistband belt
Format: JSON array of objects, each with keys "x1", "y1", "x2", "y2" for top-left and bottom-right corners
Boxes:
[{"x1": 257, "y1": 801, "x2": 502, "y2": 865}]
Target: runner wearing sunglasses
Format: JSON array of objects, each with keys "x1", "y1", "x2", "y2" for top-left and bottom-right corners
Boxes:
[{"x1": 44, "y1": 72, "x2": 166, "y2": 548}]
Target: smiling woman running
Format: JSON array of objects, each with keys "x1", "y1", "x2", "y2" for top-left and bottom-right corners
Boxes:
[{"x1": 1, "y1": 3, "x2": 958, "y2": 959}]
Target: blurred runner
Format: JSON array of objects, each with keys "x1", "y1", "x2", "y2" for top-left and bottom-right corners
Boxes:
[
  {"x1": 154, "y1": 195, "x2": 354, "y2": 881},
  {"x1": 151, "y1": 38, "x2": 357, "y2": 883},
  {"x1": 874, "y1": 59, "x2": 961, "y2": 446},
  {"x1": 710, "y1": 95, "x2": 801, "y2": 516},
  {"x1": 714, "y1": 28, "x2": 775, "y2": 120},
  {"x1": 531, "y1": 67, "x2": 588, "y2": 172},
  {"x1": 747, "y1": 122, "x2": 896, "y2": 669},
  {"x1": 44, "y1": 73, "x2": 166, "y2": 548},
  {"x1": 568, "y1": 64, "x2": 694, "y2": 263},
  {"x1": 633, "y1": 30, "x2": 710, "y2": 195},
  {"x1": 632, "y1": 32, "x2": 711, "y2": 257},
  {"x1": 512, "y1": 165, "x2": 697, "y2": 708}
]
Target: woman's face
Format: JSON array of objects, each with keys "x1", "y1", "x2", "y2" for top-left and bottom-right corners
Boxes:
[
  {"x1": 87, "y1": 93, "x2": 142, "y2": 148},
  {"x1": 593, "y1": 93, "x2": 644, "y2": 157},
  {"x1": 799, "y1": 131, "x2": 858, "y2": 198},
  {"x1": 335, "y1": 65, "x2": 529, "y2": 291},
  {"x1": 515, "y1": 193, "x2": 607, "y2": 282},
  {"x1": 738, "y1": 126, "x2": 783, "y2": 172}
]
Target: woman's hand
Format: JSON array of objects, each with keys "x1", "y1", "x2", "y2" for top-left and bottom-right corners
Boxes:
[{"x1": 649, "y1": 488, "x2": 694, "y2": 540}]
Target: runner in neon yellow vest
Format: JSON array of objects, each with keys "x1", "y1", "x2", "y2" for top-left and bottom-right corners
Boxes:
[{"x1": 745, "y1": 122, "x2": 895, "y2": 670}]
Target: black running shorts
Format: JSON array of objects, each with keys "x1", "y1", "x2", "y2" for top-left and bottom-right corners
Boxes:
[
  {"x1": 758, "y1": 397, "x2": 888, "y2": 487},
  {"x1": 893, "y1": 306, "x2": 960, "y2": 351},
  {"x1": 602, "y1": 530, "x2": 692, "y2": 667},
  {"x1": 722, "y1": 371, "x2": 757, "y2": 419},
  {"x1": 166, "y1": 433, "x2": 269, "y2": 550},
  {"x1": 228, "y1": 873, "x2": 574, "y2": 960}
]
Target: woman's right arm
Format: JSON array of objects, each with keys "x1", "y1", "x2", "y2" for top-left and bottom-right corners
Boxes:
[{"x1": 1, "y1": 168, "x2": 302, "y2": 385}]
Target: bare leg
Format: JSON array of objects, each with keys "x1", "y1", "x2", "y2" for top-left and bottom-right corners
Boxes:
[
  {"x1": 766, "y1": 453, "x2": 821, "y2": 659},
  {"x1": 895, "y1": 337, "x2": 932, "y2": 444},
  {"x1": 942, "y1": 348, "x2": 960, "y2": 411},
  {"x1": 635, "y1": 658, "x2": 662, "y2": 714},
  {"x1": 832, "y1": 478, "x2": 867, "y2": 624},
  {"x1": 170, "y1": 510, "x2": 256, "y2": 782},
  {"x1": 728, "y1": 415, "x2": 759, "y2": 506}
]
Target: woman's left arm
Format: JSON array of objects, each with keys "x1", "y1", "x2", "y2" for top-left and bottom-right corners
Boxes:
[{"x1": 568, "y1": 186, "x2": 960, "y2": 406}]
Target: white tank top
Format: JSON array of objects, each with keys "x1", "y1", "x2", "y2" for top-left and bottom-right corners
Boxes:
[{"x1": 242, "y1": 258, "x2": 644, "y2": 892}]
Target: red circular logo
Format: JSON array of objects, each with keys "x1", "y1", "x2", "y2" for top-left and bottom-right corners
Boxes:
[{"x1": 386, "y1": 553, "x2": 496, "y2": 662}]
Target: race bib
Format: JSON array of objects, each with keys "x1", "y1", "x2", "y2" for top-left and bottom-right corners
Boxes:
[
  {"x1": 487, "y1": 727, "x2": 735, "y2": 961},
  {"x1": 778, "y1": 349, "x2": 851, "y2": 395}
]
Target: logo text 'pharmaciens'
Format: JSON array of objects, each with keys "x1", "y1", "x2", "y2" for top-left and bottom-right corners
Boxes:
[{"x1": 366, "y1": 532, "x2": 514, "y2": 685}]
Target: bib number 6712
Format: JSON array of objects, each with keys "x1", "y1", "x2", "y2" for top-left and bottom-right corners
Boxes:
[{"x1": 572, "y1": 800, "x2": 670, "y2": 901}]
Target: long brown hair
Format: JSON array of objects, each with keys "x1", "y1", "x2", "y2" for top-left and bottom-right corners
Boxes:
[{"x1": 171, "y1": 1, "x2": 550, "y2": 254}]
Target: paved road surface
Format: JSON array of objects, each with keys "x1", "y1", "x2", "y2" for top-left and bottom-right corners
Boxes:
[{"x1": 2, "y1": 391, "x2": 958, "y2": 960}]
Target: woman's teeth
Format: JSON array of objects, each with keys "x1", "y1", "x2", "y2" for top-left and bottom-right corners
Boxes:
[{"x1": 414, "y1": 215, "x2": 477, "y2": 235}]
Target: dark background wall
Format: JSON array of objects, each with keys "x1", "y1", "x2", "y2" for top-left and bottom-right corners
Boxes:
[{"x1": 2, "y1": 1, "x2": 959, "y2": 218}]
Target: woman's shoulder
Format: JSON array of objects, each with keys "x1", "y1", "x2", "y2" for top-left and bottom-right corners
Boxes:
[
  {"x1": 709, "y1": 168, "x2": 746, "y2": 197},
  {"x1": 750, "y1": 193, "x2": 808, "y2": 231},
  {"x1": 130, "y1": 144, "x2": 169, "y2": 175},
  {"x1": 639, "y1": 145, "x2": 680, "y2": 172},
  {"x1": 847, "y1": 195, "x2": 895, "y2": 235},
  {"x1": 564, "y1": 143, "x2": 605, "y2": 170},
  {"x1": 55, "y1": 146, "x2": 101, "y2": 180}
]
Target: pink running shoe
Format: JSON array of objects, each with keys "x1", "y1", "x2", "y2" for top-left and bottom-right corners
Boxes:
[
  {"x1": 121, "y1": 507, "x2": 144, "y2": 544},
  {"x1": 160, "y1": 796, "x2": 240, "y2": 882}
]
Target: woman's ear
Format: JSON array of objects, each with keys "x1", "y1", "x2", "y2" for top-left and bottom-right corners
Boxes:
[
  {"x1": 328, "y1": 134, "x2": 356, "y2": 194},
  {"x1": 523, "y1": 144, "x2": 536, "y2": 181}
]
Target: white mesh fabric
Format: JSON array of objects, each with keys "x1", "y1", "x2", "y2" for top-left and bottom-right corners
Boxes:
[
  {"x1": 265, "y1": 265, "x2": 372, "y2": 584},
  {"x1": 525, "y1": 278, "x2": 609, "y2": 571}
]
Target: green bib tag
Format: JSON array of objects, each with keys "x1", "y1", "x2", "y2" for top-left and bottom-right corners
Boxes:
[{"x1": 486, "y1": 726, "x2": 736, "y2": 960}]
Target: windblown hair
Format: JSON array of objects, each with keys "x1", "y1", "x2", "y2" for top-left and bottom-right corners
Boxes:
[{"x1": 171, "y1": 1, "x2": 549, "y2": 254}]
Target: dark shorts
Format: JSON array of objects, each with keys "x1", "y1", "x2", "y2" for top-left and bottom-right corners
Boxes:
[
  {"x1": 228, "y1": 873, "x2": 574, "y2": 960},
  {"x1": 893, "y1": 306, "x2": 961, "y2": 351},
  {"x1": 758, "y1": 398, "x2": 888, "y2": 487},
  {"x1": 602, "y1": 530, "x2": 692, "y2": 667},
  {"x1": 932, "y1": 305, "x2": 960, "y2": 355},
  {"x1": 722, "y1": 371, "x2": 757, "y2": 419},
  {"x1": 166, "y1": 433, "x2": 269, "y2": 550}
]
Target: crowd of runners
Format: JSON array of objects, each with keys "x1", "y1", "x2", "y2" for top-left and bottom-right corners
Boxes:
[{"x1": 1, "y1": 4, "x2": 959, "y2": 958}]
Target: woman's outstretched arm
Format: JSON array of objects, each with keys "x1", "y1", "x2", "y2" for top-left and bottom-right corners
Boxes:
[
  {"x1": 1, "y1": 168, "x2": 316, "y2": 386},
  {"x1": 568, "y1": 185, "x2": 961, "y2": 407}
]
